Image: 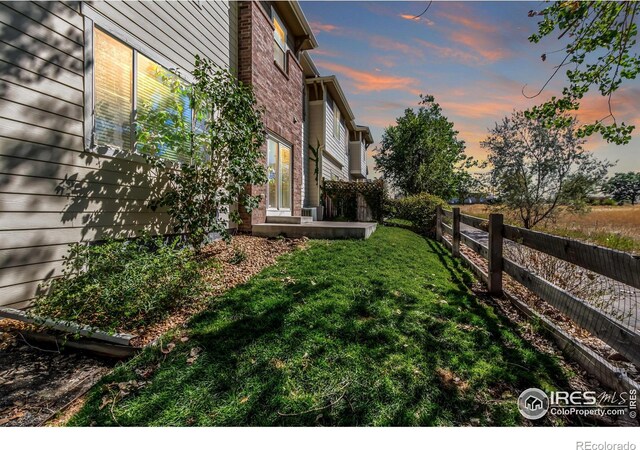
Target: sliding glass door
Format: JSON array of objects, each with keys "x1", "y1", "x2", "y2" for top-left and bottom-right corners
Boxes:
[{"x1": 267, "y1": 137, "x2": 292, "y2": 211}]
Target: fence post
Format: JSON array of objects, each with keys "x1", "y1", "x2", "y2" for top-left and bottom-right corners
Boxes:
[
  {"x1": 488, "y1": 213, "x2": 504, "y2": 295},
  {"x1": 452, "y1": 207, "x2": 460, "y2": 257},
  {"x1": 436, "y1": 206, "x2": 442, "y2": 242}
]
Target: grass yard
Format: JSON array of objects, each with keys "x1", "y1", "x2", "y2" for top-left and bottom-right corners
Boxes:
[
  {"x1": 459, "y1": 204, "x2": 640, "y2": 253},
  {"x1": 69, "y1": 227, "x2": 578, "y2": 426}
]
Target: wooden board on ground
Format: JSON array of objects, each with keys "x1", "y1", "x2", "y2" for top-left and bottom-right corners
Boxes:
[{"x1": 0, "y1": 307, "x2": 135, "y2": 346}]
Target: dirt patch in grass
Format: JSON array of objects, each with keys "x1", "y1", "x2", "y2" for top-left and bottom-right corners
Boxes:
[{"x1": 0, "y1": 326, "x2": 111, "y2": 427}]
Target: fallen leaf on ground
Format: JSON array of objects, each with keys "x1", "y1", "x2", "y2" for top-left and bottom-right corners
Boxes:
[
  {"x1": 186, "y1": 347, "x2": 202, "y2": 365},
  {"x1": 161, "y1": 342, "x2": 176, "y2": 354}
]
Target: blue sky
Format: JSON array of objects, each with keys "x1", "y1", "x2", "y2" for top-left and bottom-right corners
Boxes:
[{"x1": 299, "y1": 1, "x2": 640, "y2": 175}]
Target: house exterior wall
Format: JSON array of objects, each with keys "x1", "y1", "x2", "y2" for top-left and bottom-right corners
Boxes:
[
  {"x1": 305, "y1": 100, "x2": 324, "y2": 207},
  {"x1": 348, "y1": 139, "x2": 367, "y2": 179},
  {"x1": 237, "y1": 0, "x2": 303, "y2": 230},
  {"x1": 0, "y1": 1, "x2": 236, "y2": 308},
  {"x1": 322, "y1": 97, "x2": 349, "y2": 181}
]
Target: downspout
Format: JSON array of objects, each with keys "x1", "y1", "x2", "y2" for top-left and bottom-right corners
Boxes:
[{"x1": 319, "y1": 81, "x2": 326, "y2": 208}]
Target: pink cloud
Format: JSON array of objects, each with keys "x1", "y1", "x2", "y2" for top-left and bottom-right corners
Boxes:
[
  {"x1": 399, "y1": 13, "x2": 435, "y2": 26},
  {"x1": 373, "y1": 55, "x2": 397, "y2": 68},
  {"x1": 315, "y1": 60, "x2": 422, "y2": 95},
  {"x1": 436, "y1": 11, "x2": 497, "y2": 34},
  {"x1": 414, "y1": 38, "x2": 482, "y2": 65},
  {"x1": 312, "y1": 48, "x2": 341, "y2": 58},
  {"x1": 368, "y1": 35, "x2": 420, "y2": 57},
  {"x1": 448, "y1": 30, "x2": 510, "y2": 62},
  {"x1": 309, "y1": 21, "x2": 339, "y2": 34}
]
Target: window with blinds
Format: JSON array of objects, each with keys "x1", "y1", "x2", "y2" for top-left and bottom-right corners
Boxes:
[
  {"x1": 94, "y1": 28, "x2": 133, "y2": 150},
  {"x1": 92, "y1": 28, "x2": 191, "y2": 162},
  {"x1": 273, "y1": 9, "x2": 287, "y2": 71},
  {"x1": 136, "y1": 53, "x2": 192, "y2": 162}
]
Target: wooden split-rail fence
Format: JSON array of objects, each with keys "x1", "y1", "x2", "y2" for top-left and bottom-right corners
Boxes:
[{"x1": 436, "y1": 206, "x2": 640, "y2": 395}]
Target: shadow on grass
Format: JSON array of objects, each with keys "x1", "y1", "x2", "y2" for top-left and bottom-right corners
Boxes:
[{"x1": 69, "y1": 227, "x2": 583, "y2": 426}]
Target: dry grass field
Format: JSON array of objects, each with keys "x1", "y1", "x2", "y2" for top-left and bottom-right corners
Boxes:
[{"x1": 458, "y1": 204, "x2": 640, "y2": 254}]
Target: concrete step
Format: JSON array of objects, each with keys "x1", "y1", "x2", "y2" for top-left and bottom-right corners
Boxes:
[{"x1": 265, "y1": 215, "x2": 313, "y2": 224}]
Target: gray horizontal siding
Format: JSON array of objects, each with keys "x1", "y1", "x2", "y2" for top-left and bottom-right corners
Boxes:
[
  {"x1": 0, "y1": 82, "x2": 83, "y2": 121},
  {"x1": 0, "y1": 222, "x2": 176, "y2": 250},
  {"x1": 86, "y1": 0, "x2": 236, "y2": 72},
  {"x1": 0, "y1": 0, "x2": 236, "y2": 307}
]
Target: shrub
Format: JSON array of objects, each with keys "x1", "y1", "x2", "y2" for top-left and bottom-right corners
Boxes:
[
  {"x1": 32, "y1": 236, "x2": 202, "y2": 332},
  {"x1": 137, "y1": 56, "x2": 267, "y2": 249},
  {"x1": 322, "y1": 179, "x2": 386, "y2": 222},
  {"x1": 229, "y1": 248, "x2": 247, "y2": 265},
  {"x1": 393, "y1": 193, "x2": 447, "y2": 234}
]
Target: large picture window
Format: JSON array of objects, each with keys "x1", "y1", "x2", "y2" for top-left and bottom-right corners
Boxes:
[
  {"x1": 92, "y1": 27, "x2": 190, "y2": 161},
  {"x1": 266, "y1": 136, "x2": 292, "y2": 211}
]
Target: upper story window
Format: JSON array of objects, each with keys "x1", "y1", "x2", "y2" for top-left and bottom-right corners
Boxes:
[
  {"x1": 92, "y1": 27, "x2": 191, "y2": 161},
  {"x1": 333, "y1": 107, "x2": 341, "y2": 140},
  {"x1": 273, "y1": 9, "x2": 287, "y2": 71}
]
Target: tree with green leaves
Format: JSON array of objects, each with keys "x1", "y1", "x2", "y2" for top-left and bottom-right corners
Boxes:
[
  {"x1": 453, "y1": 170, "x2": 487, "y2": 204},
  {"x1": 603, "y1": 172, "x2": 640, "y2": 204},
  {"x1": 527, "y1": 1, "x2": 639, "y2": 145},
  {"x1": 137, "y1": 55, "x2": 267, "y2": 249},
  {"x1": 374, "y1": 94, "x2": 469, "y2": 199},
  {"x1": 482, "y1": 111, "x2": 611, "y2": 229}
]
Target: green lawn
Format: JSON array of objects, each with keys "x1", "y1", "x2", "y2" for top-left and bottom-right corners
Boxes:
[{"x1": 69, "y1": 226, "x2": 577, "y2": 426}]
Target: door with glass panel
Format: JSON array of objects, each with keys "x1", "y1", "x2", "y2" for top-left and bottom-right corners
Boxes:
[{"x1": 267, "y1": 137, "x2": 292, "y2": 212}]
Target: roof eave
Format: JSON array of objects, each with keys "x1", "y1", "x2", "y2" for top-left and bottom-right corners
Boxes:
[
  {"x1": 290, "y1": 1, "x2": 319, "y2": 50},
  {"x1": 305, "y1": 75, "x2": 356, "y2": 123}
]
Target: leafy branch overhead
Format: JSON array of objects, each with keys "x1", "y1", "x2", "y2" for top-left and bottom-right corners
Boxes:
[{"x1": 527, "y1": 1, "x2": 639, "y2": 144}]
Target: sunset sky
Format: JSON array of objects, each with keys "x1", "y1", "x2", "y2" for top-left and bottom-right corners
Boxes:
[{"x1": 300, "y1": 1, "x2": 640, "y2": 176}]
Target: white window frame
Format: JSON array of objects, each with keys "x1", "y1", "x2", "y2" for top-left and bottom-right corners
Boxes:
[
  {"x1": 272, "y1": 7, "x2": 288, "y2": 71},
  {"x1": 266, "y1": 134, "x2": 293, "y2": 212},
  {"x1": 83, "y1": 7, "x2": 193, "y2": 160},
  {"x1": 333, "y1": 107, "x2": 341, "y2": 140}
]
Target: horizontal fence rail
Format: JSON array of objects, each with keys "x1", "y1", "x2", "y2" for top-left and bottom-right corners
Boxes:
[
  {"x1": 503, "y1": 225, "x2": 640, "y2": 290},
  {"x1": 502, "y1": 258, "x2": 640, "y2": 366},
  {"x1": 436, "y1": 206, "x2": 640, "y2": 390}
]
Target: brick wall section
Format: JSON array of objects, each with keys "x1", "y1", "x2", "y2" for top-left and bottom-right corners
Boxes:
[{"x1": 237, "y1": 1, "x2": 304, "y2": 232}]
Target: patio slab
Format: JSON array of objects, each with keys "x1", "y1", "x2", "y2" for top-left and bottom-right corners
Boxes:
[{"x1": 252, "y1": 221, "x2": 377, "y2": 239}]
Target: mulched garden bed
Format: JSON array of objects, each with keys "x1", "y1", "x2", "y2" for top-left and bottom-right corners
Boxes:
[{"x1": 0, "y1": 235, "x2": 306, "y2": 426}]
